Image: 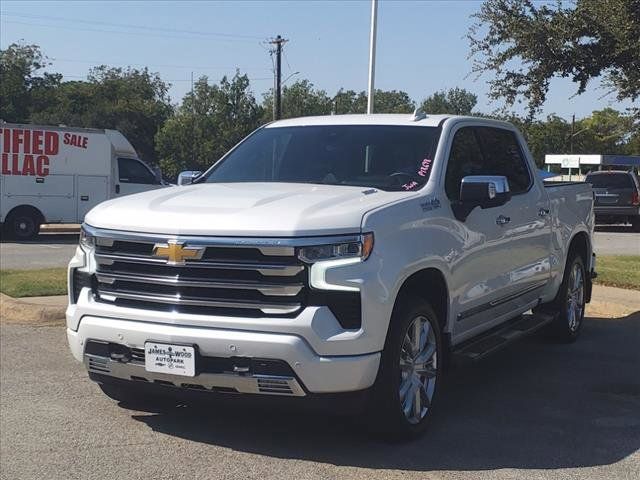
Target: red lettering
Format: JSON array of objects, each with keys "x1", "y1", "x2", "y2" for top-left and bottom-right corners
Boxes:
[
  {"x1": 81, "y1": 136, "x2": 88, "y2": 148},
  {"x1": 36, "y1": 156, "x2": 49, "y2": 176},
  {"x1": 11, "y1": 153, "x2": 21, "y2": 175},
  {"x1": 1, "y1": 153, "x2": 9, "y2": 174},
  {"x1": 32, "y1": 131, "x2": 43, "y2": 155},
  {"x1": 22, "y1": 155, "x2": 36, "y2": 175},
  {"x1": 12, "y1": 129, "x2": 24, "y2": 153},
  {"x1": 2, "y1": 129, "x2": 9, "y2": 153},
  {"x1": 63, "y1": 133, "x2": 70, "y2": 145},
  {"x1": 44, "y1": 132, "x2": 59, "y2": 155},
  {"x1": 24, "y1": 130, "x2": 31, "y2": 154}
]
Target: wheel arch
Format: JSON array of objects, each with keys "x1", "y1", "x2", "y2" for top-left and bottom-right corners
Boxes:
[
  {"x1": 391, "y1": 267, "x2": 450, "y2": 336},
  {"x1": 5, "y1": 204, "x2": 45, "y2": 225}
]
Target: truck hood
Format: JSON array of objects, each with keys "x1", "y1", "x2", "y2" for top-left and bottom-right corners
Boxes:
[{"x1": 85, "y1": 182, "x2": 409, "y2": 236}]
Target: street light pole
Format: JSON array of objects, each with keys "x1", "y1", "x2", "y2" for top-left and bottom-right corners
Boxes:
[{"x1": 367, "y1": 0, "x2": 378, "y2": 114}]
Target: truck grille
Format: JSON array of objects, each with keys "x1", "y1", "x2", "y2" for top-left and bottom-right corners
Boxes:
[{"x1": 91, "y1": 232, "x2": 307, "y2": 316}]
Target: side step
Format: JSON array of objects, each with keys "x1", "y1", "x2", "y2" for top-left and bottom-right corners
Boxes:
[{"x1": 452, "y1": 312, "x2": 555, "y2": 364}]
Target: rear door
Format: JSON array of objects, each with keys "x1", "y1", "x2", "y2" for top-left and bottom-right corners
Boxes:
[
  {"x1": 115, "y1": 158, "x2": 162, "y2": 197},
  {"x1": 77, "y1": 175, "x2": 108, "y2": 222}
]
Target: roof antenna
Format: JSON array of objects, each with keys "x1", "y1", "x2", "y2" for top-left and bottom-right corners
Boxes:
[{"x1": 411, "y1": 108, "x2": 427, "y2": 121}]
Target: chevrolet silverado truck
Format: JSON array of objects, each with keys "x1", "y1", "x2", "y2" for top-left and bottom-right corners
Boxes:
[{"x1": 67, "y1": 113, "x2": 596, "y2": 438}]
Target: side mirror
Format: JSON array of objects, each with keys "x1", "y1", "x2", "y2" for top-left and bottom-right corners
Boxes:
[
  {"x1": 453, "y1": 175, "x2": 511, "y2": 221},
  {"x1": 177, "y1": 170, "x2": 202, "y2": 186}
]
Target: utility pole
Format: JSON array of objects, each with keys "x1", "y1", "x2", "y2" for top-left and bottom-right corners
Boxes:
[
  {"x1": 269, "y1": 35, "x2": 287, "y2": 120},
  {"x1": 367, "y1": 0, "x2": 378, "y2": 114},
  {"x1": 570, "y1": 114, "x2": 575, "y2": 154}
]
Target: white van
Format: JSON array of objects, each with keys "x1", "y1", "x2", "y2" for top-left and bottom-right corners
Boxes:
[{"x1": 0, "y1": 123, "x2": 168, "y2": 239}]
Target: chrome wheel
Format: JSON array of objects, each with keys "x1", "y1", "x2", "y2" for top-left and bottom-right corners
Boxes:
[
  {"x1": 566, "y1": 262, "x2": 585, "y2": 332},
  {"x1": 399, "y1": 315, "x2": 438, "y2": 424}
]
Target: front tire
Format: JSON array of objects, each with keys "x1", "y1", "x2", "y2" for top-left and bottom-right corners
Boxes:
[{"x1": 369, "y1": 298, "x2": 443, "y2": 440}]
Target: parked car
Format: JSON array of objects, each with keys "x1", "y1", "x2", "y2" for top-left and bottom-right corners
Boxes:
[
  {"x1": 0, "y1": 123, "x2": 169, "y2": 239},
  {"x1": 585, "y1": 170, "x2": 640, "y2": 231},
  {"x1": 66, "y1": 114, "x2": 596, "y2": 439}
]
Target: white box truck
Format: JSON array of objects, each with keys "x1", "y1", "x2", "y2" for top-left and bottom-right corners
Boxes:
[{"x1": 0, "y1": 123, "x2": 169, "y2": 239}]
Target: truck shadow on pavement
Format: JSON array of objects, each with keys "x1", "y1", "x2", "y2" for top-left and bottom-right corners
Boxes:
[{"x1": 131, "y1": 314, "x2": 640, "y2": 472}]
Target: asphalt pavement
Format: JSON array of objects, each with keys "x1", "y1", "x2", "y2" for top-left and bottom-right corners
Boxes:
[
  {"x1": 0, "y1": 227, "x2": 638, "y2": 271},
  {"x1": 1, "y1": 314, "x2": 639, "y2": 480}
]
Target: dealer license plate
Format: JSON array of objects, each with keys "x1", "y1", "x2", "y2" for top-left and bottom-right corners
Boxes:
[{"x1": 144, "y1": 342, "x2": 196, "y2": 377}]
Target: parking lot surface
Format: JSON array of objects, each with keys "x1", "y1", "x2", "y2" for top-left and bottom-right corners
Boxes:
[{"x1": 1, "y1": 314, "x2": 638, "y2": 480}]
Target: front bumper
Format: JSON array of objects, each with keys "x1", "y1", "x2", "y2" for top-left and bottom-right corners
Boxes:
[{"x1": 67, "y1": 315, "x2": 380, "y2": 395}]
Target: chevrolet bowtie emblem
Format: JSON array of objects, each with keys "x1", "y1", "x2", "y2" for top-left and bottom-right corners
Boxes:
[{"x1": 152, "y1": 241, "x2": 204, "y2": 265}]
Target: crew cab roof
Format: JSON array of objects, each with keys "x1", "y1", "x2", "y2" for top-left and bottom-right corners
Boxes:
[
  {"x1": 265, "y1": 113, "x2": 451, "y2": 128},
  {"x1": 265, "y1": 113, "x2": 517, "y2": 130}
]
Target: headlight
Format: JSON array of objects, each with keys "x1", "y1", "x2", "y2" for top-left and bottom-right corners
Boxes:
[
  {"x1": 79, "y1": 227, "x2": 95, "y2": 252},
  {"x1": 298, "y1": 233, "x2": 374, "y2": 263}
]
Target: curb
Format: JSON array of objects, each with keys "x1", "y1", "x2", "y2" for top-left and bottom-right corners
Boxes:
[
  {"x1": 40, "y1": 224, "x2": 80, "y2": 234},
  {"x1": 0, "y1": 293, "x2": 66, "y2": 326}
]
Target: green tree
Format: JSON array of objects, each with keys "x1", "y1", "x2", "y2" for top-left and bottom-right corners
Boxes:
[
  {"x1": 420, "y1": 88, "x2": 477, "y2": 115},
  {"x1": 469, "y1": 0, "x2": 640, "y2": 117},
  {"x1": 0, "y1": 42, "x2": 61, "y2": 122},
  {"x1": 262, "y1": 79, "x2": 332, "y2": 122},
  {"x1": 156, "y1": 71, "x2": 263, "y2": 179},
  {"x1": 32, "y1": 65, "x2": 173, "y2": 164}
]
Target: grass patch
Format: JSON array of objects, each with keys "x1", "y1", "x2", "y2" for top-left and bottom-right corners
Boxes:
[
  {"x1": 0, "y1": 268, "x2": 67, "y2": 298},
  {"x1": 594, "y1": 255, "x2": 640, "y2": 290}
]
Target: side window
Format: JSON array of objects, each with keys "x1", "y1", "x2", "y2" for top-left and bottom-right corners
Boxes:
[
  {"x1": 118, "y1": 158, "x2": 156, "y2": 184},
  {"x1": 445, "y1": 127, "x2": 484, "y2": 200},
  {"x1": 475, "y1": 127, "x2": 531, "y2": 193}
]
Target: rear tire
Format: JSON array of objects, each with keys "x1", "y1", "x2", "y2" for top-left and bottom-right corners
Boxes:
[
  {"x1": 5, "y1": 210, "x2": 40, "y2": 240},
  {"x1": 539, "y1": 253, "x2": 587, "y2": 342},
  {"x1": 631, "y1": 217, "x2": 640, "y2": 233},
  {"x1": 368, "y1": 298, "x2": 443, "y2": 440}
]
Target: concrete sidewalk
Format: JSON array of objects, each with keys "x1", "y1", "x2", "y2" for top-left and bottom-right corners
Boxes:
[{"x1": 1, "y1": 285, "x2": 638, "y2": 326}]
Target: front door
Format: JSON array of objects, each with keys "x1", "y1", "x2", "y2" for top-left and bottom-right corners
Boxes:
[{"x1": 115, "y1": 157, "x2": 162, "y2": 197}]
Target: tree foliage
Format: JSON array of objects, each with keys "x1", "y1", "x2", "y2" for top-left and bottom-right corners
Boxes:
[
  {"x1": 420, "y1": 88, "x2": 477, "y2": 115},
  {"x1": 469, "y1": 0, "x2": 640, "y2": 117},
  {"x1": 156, "y1": 71, "x2": 263, "y2": 179},
  {"x1": 0, "y1": 42, "x2": 62, "y2": 123}
]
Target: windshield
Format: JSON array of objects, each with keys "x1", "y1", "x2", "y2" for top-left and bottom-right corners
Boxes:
[
  {"x1": 200, "y1": 125, "x2": 440, "y2": 191},
  {"x1": 586, "y1": 173, "x2": 633, "y2": 189}
]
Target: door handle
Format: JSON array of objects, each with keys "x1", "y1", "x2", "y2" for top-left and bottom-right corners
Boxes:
[
  {"x1": 496, "y1": 215, "x2": 511, "y2": 226},
  {"x1": 538, "y1": 208, "x2": 550, "y2": 217},
  {"x1": 115, "y1": 184, "x2": 120, "y2": 194},
  {"x1": 80, "y1": 195, "x2": 89, "y2": 202}
]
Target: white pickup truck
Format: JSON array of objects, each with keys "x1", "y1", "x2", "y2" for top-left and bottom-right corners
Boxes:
[{"x1": 67, "y1": 113, "x2": 595, "y2": 438}]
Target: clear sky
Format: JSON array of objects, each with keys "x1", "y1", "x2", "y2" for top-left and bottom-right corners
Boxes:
[{"x1": 0, "y1": 0, "x2": 633, "y2": 120}]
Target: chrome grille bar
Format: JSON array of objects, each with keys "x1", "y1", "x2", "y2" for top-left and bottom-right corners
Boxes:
[
  {"x1": 97, "y1": 290, "x2": 302, "y2": 314},
  {"x1": 95, "y1": 272, "x2": 303, "y2": 296},
  {"x1": 94, "y1": 253, "x2": 304, "y2": 276}
]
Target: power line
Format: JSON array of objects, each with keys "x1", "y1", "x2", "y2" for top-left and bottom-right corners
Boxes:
[
  {"x1": 50, "y1": 57, "x2": 271, "y2": 72},
  {"x1": 1, "y1": 11, "x2": 265, "y2": 40},
  {"x1": 0, "y1": 19, "x2": 259, "y2": 43}
]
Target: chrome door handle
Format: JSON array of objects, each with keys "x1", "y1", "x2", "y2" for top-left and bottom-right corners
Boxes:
[
  {"x1": 496, "y1": 215, "x2": 511, "y2": 226},
  {"x1": 538, "y1": 208, "x2": 550, "y2": 217}
]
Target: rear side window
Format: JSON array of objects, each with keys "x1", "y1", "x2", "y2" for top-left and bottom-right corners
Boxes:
[
  {"x1": 475, "y1": 127, "x2": 531, "y2": 193},
  {"x1": 585, "y1": 173, "x2": 633, "y2": 189}
]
